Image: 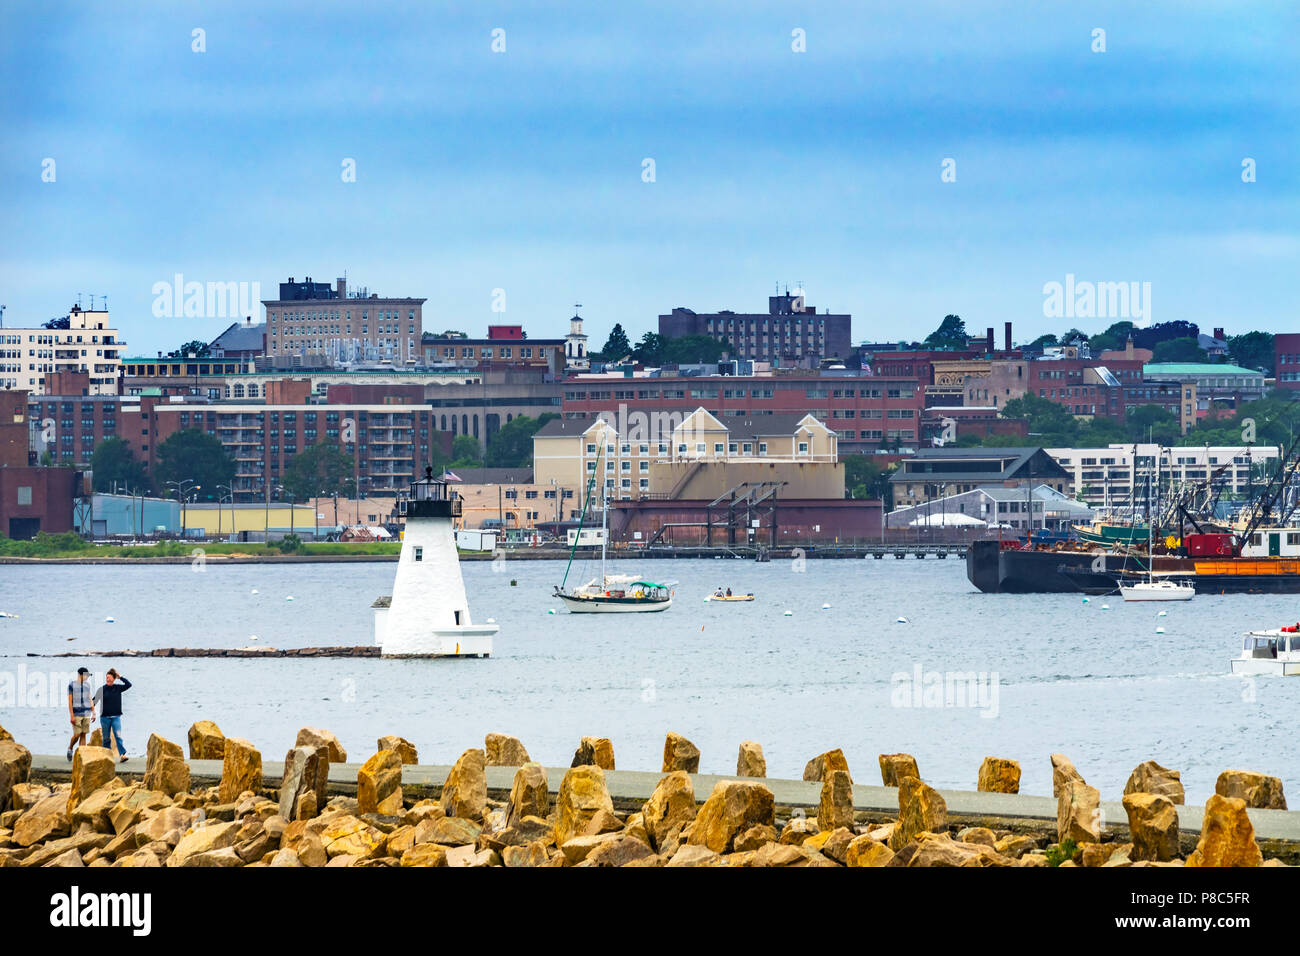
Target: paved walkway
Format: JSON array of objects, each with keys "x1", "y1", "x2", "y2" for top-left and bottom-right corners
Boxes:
[{"x1": 28, "y1": 755, "x2": 1300, "y2": 843}]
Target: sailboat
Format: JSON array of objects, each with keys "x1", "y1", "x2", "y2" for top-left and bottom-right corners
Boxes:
[
  {"x1": 1120, "y1": 472, "x2": 1194, "y2": 602},
  {"x1": 554, "y1": 450, "x2": 675, "y2": 613}
]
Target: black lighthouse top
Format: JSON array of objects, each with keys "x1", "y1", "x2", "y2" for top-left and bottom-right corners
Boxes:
[{"x1": 404, "y1": 467, "x2": 460, "y2": 518}]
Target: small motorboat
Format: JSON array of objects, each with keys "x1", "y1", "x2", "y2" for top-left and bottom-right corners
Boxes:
[
  {"x1": 1231, "y1": 626, "x2": 1300, "y2": 676},
  {"x1": 708, "y1": 592, "x2": 755, "y2": 602}
]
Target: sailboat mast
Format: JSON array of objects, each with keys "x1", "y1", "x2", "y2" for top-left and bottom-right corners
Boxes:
[{"x1": 601, "y1": 478, "x2": 608, "y2": 582}]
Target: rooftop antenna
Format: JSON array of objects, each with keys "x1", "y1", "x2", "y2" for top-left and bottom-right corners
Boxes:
[{"x1": 0, "y1": 305, "x2": 5, "y2": 328}]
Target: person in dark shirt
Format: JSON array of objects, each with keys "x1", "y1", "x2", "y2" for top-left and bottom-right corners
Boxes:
[{"x1": 92, "y1": 669, "x2": 132, "y2": 762}]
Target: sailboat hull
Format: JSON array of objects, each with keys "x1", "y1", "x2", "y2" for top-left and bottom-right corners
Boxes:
[{"x1": 556, "y1": 593, "x2": 673, "y2": 613}]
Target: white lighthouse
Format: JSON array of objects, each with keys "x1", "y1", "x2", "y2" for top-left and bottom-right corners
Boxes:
[{"x1": 372, "y1": 468, "x2": 497, "y2": 657}]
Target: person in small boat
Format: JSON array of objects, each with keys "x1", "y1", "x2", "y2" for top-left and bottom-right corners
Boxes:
[
  {"x1": 726, "y1": 588, "x2": 732, "y2": 597},
  {"x1": 714, "y1": 586, "x2": 724, "y2": 597}
]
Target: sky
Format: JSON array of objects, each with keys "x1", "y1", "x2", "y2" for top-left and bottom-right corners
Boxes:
[{"x1": 1, "y1": 0, "x2": 1296, "y2": 357}]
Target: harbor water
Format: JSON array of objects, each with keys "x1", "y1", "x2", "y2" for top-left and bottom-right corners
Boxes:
[{"x1": 0, "y1": 557, "x2": 1294, "y2": 803}]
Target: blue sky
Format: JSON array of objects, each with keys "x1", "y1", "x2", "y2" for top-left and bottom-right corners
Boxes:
[{"x1": 1, "y1": 0, "x2": 1296, "y2": 356}]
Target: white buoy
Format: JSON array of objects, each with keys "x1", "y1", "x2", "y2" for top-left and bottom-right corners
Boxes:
[
  {"x1": 1081, "y1": 597, "x2": 1090, "y2": 604},
  {"x1": 896, "y1": 616, "x2": 909, "y2": 624},
  {"x1": 486, "y1": 618, "x2": 496, "y2": 624},
  {"x1": 1101, "y1": 604, "x2": 1110, "y2": 610},
  {"x1": 250, "y1": 635, "x2": 259, "y2": 641},
  {"x1": 251, "y1": 588, "x2": 259, "y2": 595},
  {"x1": 285, "y1": 596, "x2": 294, "y2": 602},
  {"x1": 104, "y1": 616, "x2": 115, "y2": 623},
  {"x1": 783, "y1": 610, "x2": 793, "y2": 617},
  {"x1": 547, "y1": 608, "x2": 556, "y2": 615},
  {"x1": 1155, "y1": 626, "x2": 1165, "y2": 634},
  {"x1": 821, "y1": 603, "x2": 832, "y2": 610},
  {"x1": 1157, "y1": 610, "x2": 1168, "y2": 617}
]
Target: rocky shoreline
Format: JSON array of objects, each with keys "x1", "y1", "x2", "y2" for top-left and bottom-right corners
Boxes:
[{"x1": 0, "y1": 722, "x2": 1291, "y2": 867}]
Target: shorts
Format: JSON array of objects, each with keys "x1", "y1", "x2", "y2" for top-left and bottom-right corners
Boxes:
[{"x1": 71, "y1": 715, "x2": 90, "y2": 734}]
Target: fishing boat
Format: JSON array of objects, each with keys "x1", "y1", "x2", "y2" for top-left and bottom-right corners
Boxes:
[
  {"x1": 1230, "y1": 626, "x2": 1300, "y2": 676},
  {"x1": 554, "y1": 451, "x2": 675, "y2": 613}
]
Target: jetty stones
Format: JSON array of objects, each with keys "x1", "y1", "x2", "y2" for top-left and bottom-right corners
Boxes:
[
  {"x1": 662, "y1": 732, "x2": 700, "y2": 773},
  {"x1": 736, "y1": 741, "x2": 766, "y2": 777},
  {"x1": 1050, "y1": 753, "x2": 1085, "y2": 798},
  {"x1": 1122, "y1": 792, "x2": 1179, "y2": 862},
  {"x1": 358, "y1": 749, "x2": 404, "y2": 816},
  {"x1": 1215, "y1": 770, "x2": 1287, "y2": 810},
  {"x1": 0, "y1": 738, "x2": 32, "y2": 812},
  {"x1": 642, "y1": 771, "x2": 697, "y2": 851},
  {"x1": 440, "y1": 748, "x2": 487, "y2": 821},
  {"x1": 1186, "y1": 794, "x2": 1262, "y2": 867},
  {"x1": 143, "y1": 734, "x2": 190, "y2": 797},
  {"x1": 1124, "y1": 760, "x2": 1185, "y2": 805},
  {"x1": 803, "y1": 749, "x2": 852, "y2": 784},
  {"x1": 570, "y1": 736, "x2": 615, "y2": 770},
  {"x1": 689, "y1": 780, "x2": 775, "y2": 854},
  {"x1": 1057, "y1": 780, "x2": 1101, "y2": 845},
  {"x1": 507, "y1": 762, "x2": 550, "y2": 826},
  {"x1": 977, "y1": 757, "x2": 1021, "y2": 794},
  {"x1": 294, "y1": 727, "x2": 347, "y2": 764},
  {"x1": 889, "y1": 776, "x2": 947, "y2": 851},
  {"x1": 484, "y1": 733, "x2": 530, "y2": 767},
  {"x1": 67, "y1": 746, "x2": 116, "y2": 815},
  {"x1": 556, "y1": 765, "x2": 616, "y2": 846},
  {"x1": 878, "y1": 753, "x2": 919, "y2": 787},
  {"x1": 218, "y1": 737, "x2": 263, "y2": 803},
  {"x1": 377, "y1": 735, "x2": 418, "y2": 765},
  {"x1": 187, "y1": 720, "x2": 226, "y2": 760},
  {"x1": 819, "y1": 769, "x2": 855, "y2": 830}
]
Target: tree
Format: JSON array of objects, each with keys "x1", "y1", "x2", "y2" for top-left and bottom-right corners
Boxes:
[
  {"x1": 90, "y1": 438, "x2": 150, "y2": 493},
  {"x1": 484, "y1": 414, "x2": 558, "y2": 467},
  {"x1": 153, "y1": 429, "x2": 234, "y2": 498},
  {"x1": 171, "y1": 340, "x2": 211, "y2": 358},
  {"x1": 1151, "y1": 336, "x2": 1207, "y2": 364},
  {"x1": 1228, "y1": 331, "x2": 1274, "y2": 373},
  {"x1": 450, "y1": 435, "x2": 482, "y2": 468},
  {"x1": 282, "y1": 441, "x2": 357, "y2": 501},
  {"x1": 843, "y1": 455, "x2": 891, "y2": 501},
  {"x1": 1133, "y1": 321, "x2": 1199, "y2": 352},
  {"x1": 1027, "y1": 333, "x2": 1058, "y2": 350},
  {"x1": 42, "y1": 316, "x2": 70, "y2": 330},
  {"x1": 999, "y1": 393, "x2": 1081, "y2": 445},
  {"x1": 923, "y1": 315, "x2": 967, "y2": 350},
  {"x1": 600, "y1": 324, "x2": 632, "y2": 362},
  {"x1": 632, "y1": 332, "x2": 665, "y2": 365},
  {"x1": 1125, "y1": 405, "x2": 1180, "y2": 445},
  {"x1": 1088, "y1": 321, "x2": 1136, "y2": 354}
]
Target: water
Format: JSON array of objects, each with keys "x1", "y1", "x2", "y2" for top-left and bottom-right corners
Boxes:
[{"x1": 0, "y1": 557, "x2": 1294, "y2": 803}]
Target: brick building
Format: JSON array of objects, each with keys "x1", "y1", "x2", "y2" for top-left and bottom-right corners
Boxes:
[
  {"x1": 263, "y1": 276, "x2": 425, "y2": 365},
  {"x1": 658, "y1": 292, "x2": 852, "y2": 366}
]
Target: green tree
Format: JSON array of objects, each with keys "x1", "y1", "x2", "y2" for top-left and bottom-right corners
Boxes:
[
  {"x1": 484, "y1": 414, "x2": 558, "y2": 467},
  {"x1": 663, "y1": 334, "x2": 733, "y2": 364},
  {"x1": 631, "y1": 332, "x2": 664, "y2": 365},
  {"x1": 90, "y1": 438, "x2": 150, "y2": 493},
  {"x1": 1027, "y1": 333, "x2": 1058, "y2": 350},
  {"x1": 153, "y1": 429, "x2": 234, "y2": 499},
  {"x1": 600, "y1": 324, "x2": 632, "y2": 362},
  {"x1": 843, "y1": 455, "x2": 891, "y2": 501},
  {"x1": 1152, "y1": 337, "x2": 1208, "y2": 364},
  {"x1": 171, "y1": 340, "x2": 211, "y2": 358},
  {"x1": 282, "y1": 441, "x2": 357, "y2": 501},
  {"x1": 1088, "y1": 321, "x2": 1136, "y2": 353},
  {"x1": 1227, "y1": 331, "x2": 1274, "y2": 373},
  {"x1": 923, "y1": 314, "x2": 968, "y2": 350},
  {"x1": 999, "y1": 393, "x2": 1081, "y2": 444},
  {"x1": 450, "y1": 435, "x2": 483, "y2": 468}
]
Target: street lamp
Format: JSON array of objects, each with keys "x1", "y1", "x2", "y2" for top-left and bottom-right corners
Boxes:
[
  {"x1": 216, "y1": 482, "x2": 233, "y2": 540},
  {"x1": 165, "y1": 479, "x2": 198, "y2": 538}
]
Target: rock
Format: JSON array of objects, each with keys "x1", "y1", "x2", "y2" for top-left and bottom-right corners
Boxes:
[
  {"x1": 1057, "y1": 780, "x2": 1101, "y2": 845},
  {"x1": 1122, "y1": 792, "x2": 1179, "y2": 862},
  {"x1": 1215, "y1": 770, "x2": 1287, "y2": 810},
  {"x1": 280, "y1": 745, "x2": 329, "y2": 822},
  {"x1": 1186, "y1": 794, "x2": 1262, "y2": 867},
  {"x1": 957, "y1": 827, "x2": 997, "y2": 847},
  {"x1": 1051, "y1": 753, "x2": 1084, "y2": 798},
  {"x1": 319, "y1": 815, "x2": 385, "y2": 860},
  {"x1": 908, "y1": 831, "x2": 1006, "y2": 867},
  {"x1": 440, "y1": 748, "x2": 487, "y2": 821},
  {"x1": 778, "y1": 816, "x2": 819, "y2": 845},
  {"x1": 803, "y1": 749, "x2": 851, "y2": 784},
  {"x1": 586, "y1": 836, "x2": 658, "y2": 867},
  {"x1": 689, "y1": 780, "x2": 775, "y2": 854},
  {"x1": 72, "y1": 785, "x2": 131, "y2": 832},
  {"x1": 44, "y1": 848, "x2": 85, "y2": 867},
  {"x1": 570, "y1": 737, "x2": 615, "y2": 770},
  {"x1": 88, "y1": 729, "x2": 103, "y2": 748},
  {"x1": 878, "y1": 753, "x2": 919, "y2": 787},
  {"x1": 421, "y1": 816, "x2": 482, "y2": 846},
  {"x1": 734, "y1": 824, "x2": 779, "y2": 852},
  {"x1": 555, "y1": 765, "x2": 616, "y2": 847},
  {"x1": 294, "y1": 727, "x2": 347, "y2": 763},
  {"x1": 819, "y1": 827, "x2": 856, "y2": 863},
  {"x1": 977, "y1": 757, "x2": 1021, "y2": 794},
  {"x1": 179, "y1": 847, "x2": 244, "y2": 868},
  {"x1": 218, "y1": 738, "x2": 262, "y2": 804},
  {"x1": 377, "y1": 735, "x2": 418, "y2": 765},
  {"x1": 735, "y1": 741, "x2": 766, "y2": 777},
  {"x1": 137, "y1": 806, "x2": 193, "y2": 846},
  {"x1": 750, "y1": 842, "x2": 813, "y2": 867},
  {"x1": 358, "y1": 749, "x2": 404, "y2": 816},
  {"x1": 187, "y1": 720, "x2": 225, "y2": 760},
  {"x1": 0, "y1": 739, "x2": 32, "y2": 813},
  {"x1": 67, "y1": 746, "x2": 116, "y2": 817},
  {"x1": 168, "y1": 820, "x2": 242, "y2": 866},
  {"x1": 641, "y1": 771, "x2": 697, "y2": 851},
  {"x1": 143, "y1": 734, "x2": 190, "y2": 797},
  {"x1": 1101, "y1": 844, "x2": 1134, "y2": 868},
  {"x1": 1124, "y1": 760, "x2": 1185, "y2": 805},
  {"x1": 890, "y1": 776, "x2": 947, "y2": 851},
  {"x1": 845, "y1": 835, "x2": 894, "y2": 867},
  {"x1": 667, "y1": 844, "x2": 722, "y2": 867},
  {"x1": 558, "y1": 832, "x2": 622, "y2": 864},
  {"x1": 501, "y1": 842, "x2": 550, "y2": 867},
  {"x1": 484, "y1": 733, "x2": 530, "y2": 767},
  {"x1": 662, "y1": 732, "x2": 700, "y2": 773},
  {"x1": 818, "y1": 768, "x2": 855, "y2": 831},
  {"x1": 269, "y1": 848, "x2": 304, "y2": 867},
  {"x1": 8, "y1": 782, "x2": 49, "y2": 813},
  {"x1": 400, "y1": 843, "x2": 449, "y2": 867},
  {"x1": 117, "y1": 848, "x2": 162, "y2": 867},
  {"x1": 14, "y1": 792, "x2": 72, "y2": 846},
  {"x1": 993, "y1": 834, "x2": 1039, "y2": 859},
  {"x1": 506, "y1": 762, "x2": 550, "y2": 827},
  {"x1": 0, "y1": 724, "x2": 9, "y2": 741}
]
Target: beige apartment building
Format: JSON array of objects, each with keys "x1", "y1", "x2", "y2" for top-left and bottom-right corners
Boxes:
[
  {"x1": 1, "y1": 306, "x2": 126, "y2": 395},
  {"x1": 262, "y1": 277, "x2": 425, "y2": 365},
  {"x1": 533, "y1": 407, "x2": 843, "y2": 501}
]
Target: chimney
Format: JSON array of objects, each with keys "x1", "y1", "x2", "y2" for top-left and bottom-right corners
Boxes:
[
  {"x1": 986, "y1": 327, "x2": 994, "y2": 354},
  {"x1": 336, "y1": 277, "x2": 346, "y2": 297},
  {"x1": 1004, "y1": 321, "x2": 1012, "y2": 352},
  {"x1": 1213, "y1": 327, "x2": 1224, "y2": 341}
]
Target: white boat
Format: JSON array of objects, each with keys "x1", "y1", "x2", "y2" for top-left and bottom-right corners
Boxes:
[
  {"x1": 1119, "y1": 578, "x2": 1195, "y2": 602},
  {"x1": 554, "y1": 453, "x2": 675, "y2": 613},
  {"x1": 1231, "y1": 628, "x2": 1300, "y2": 676}
]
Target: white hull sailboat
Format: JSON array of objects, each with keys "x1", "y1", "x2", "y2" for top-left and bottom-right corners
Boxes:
[
  {"x1": 554, "y1": 454, "x2": 675, "y2": 613},
  {"x1": 1121, "y1": 474, "x2": 1194, "y2": 602}
]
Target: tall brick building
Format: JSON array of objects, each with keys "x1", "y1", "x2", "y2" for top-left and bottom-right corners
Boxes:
[
  {"x1": 263, "y1": 276, "x2": 425, "y2": 366},
  {"x1": 658, "y1": 292, "x2": 852, "y2": 366}
]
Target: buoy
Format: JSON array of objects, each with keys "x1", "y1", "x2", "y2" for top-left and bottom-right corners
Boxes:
[
  {"x1": 286, "y1": 596, "x2": 294, "y2": 602},
  {"x1": 104, "y1": 616, "x2": 115, "y2": 623},
  {"x1": 1081, "y1": 597, "x2": 1090, "y2": 604},
  {"x1": 547, "y1": 609, "x2": 556, "y2": 615},
  {"x1": 700, "y1": 624, "x2": 705, "y2": 631},
  {"x1": 510, "y1": 580, "x2": 517, "y2": 587},
  {"x1": 486, "y1": 618, "x2": 496, "y2": 624},
  {"x1": 896, "y1": 616, "x2": 909, "y2": 624},
  {"x1": 783, "y1": 610, "x2": 793, "y2": 617},
  {"x1": 822, "y1": 603, "x2": 831, "y2": 610},
  {"x1": 1155, "y1": 626, "x2": 1165, "y2": 634},
  {"x1": 1100, "y1": 604, "x2": 1110, "y2": 610},
  {"x1": 1157, "y1": 610, "x2": 1168, "y2": 617},
  {"x1": 251, "y1": 588, "x2": 259, "y2": 595},
  {"x1": 250, "y1": 635, "x2": 259, "y2": 641}
]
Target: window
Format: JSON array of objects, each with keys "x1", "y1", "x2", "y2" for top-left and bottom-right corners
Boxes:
[
  {"x1": 413, "y1": 546, "x2": 423, "y2": 562},
  {"x1": 17, "y1": 486, "x2": 32, "y2": 506}
]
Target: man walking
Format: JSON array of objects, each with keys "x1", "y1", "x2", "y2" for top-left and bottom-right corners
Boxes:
[
  {"x1": 93, "y1": 669, "x2": 132, "y2": 763},
  {"x1": 66, "y1": 666, "x2": 95, "y2": 761}
]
